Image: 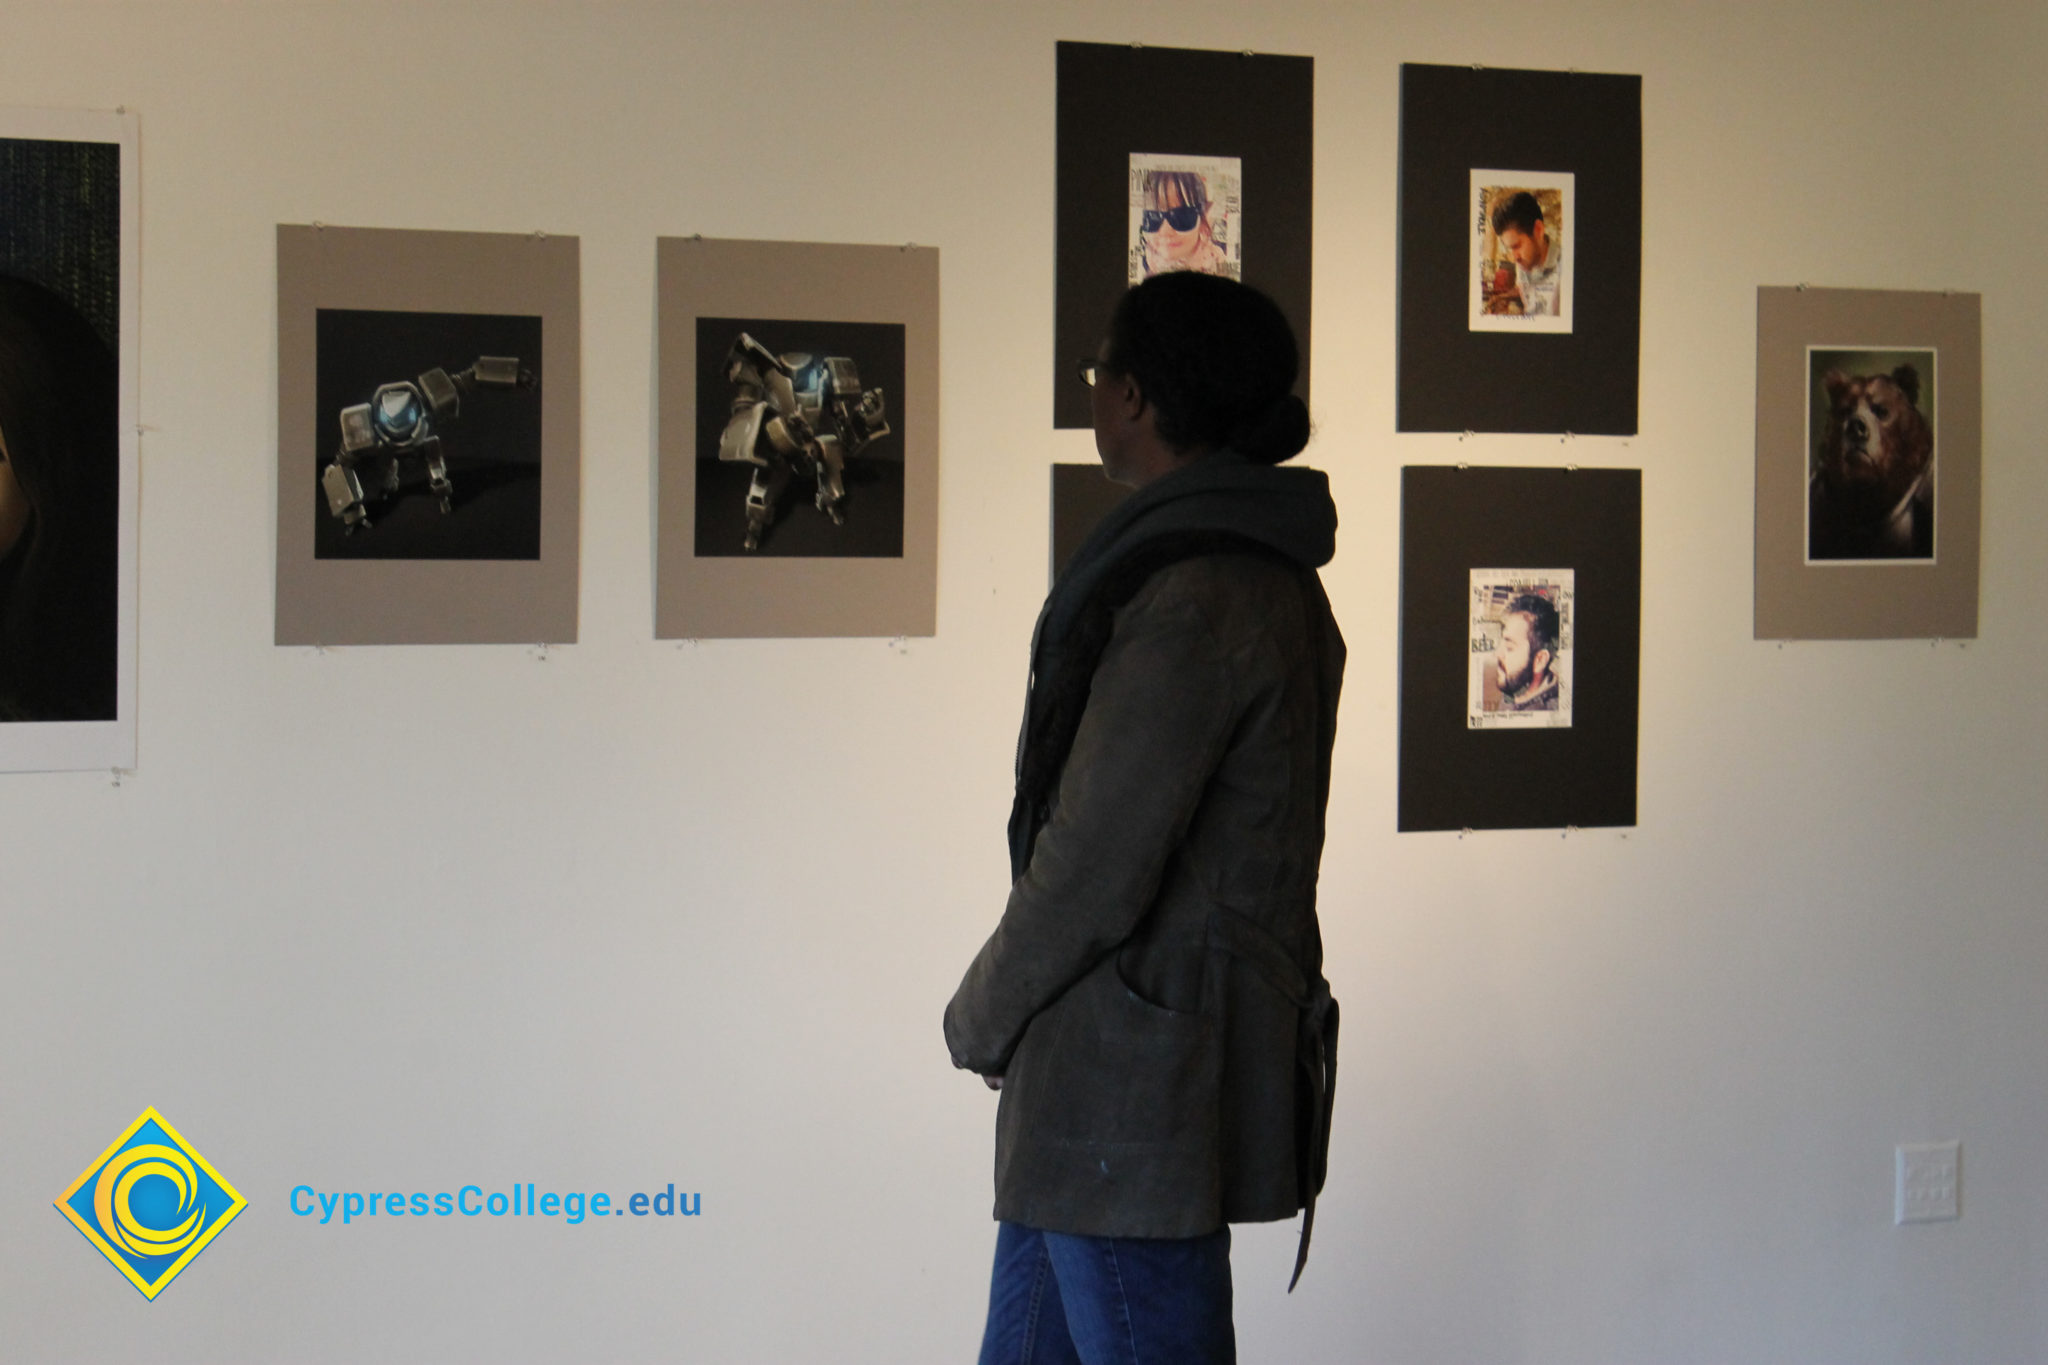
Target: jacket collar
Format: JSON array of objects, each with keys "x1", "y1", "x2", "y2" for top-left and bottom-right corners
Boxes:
[{"x1": 1036, "y1": 452, "x2": 1337, "y2": 654}]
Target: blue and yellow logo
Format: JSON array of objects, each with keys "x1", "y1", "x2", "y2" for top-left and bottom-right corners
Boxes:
[{"x1": 55, "y1": 1107, "x2": 245, "y2": 1299}]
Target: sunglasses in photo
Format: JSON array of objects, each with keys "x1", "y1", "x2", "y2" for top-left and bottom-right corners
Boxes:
[{"x1": 1140, "y1": 205, "x2": 1204, "y2": 234}]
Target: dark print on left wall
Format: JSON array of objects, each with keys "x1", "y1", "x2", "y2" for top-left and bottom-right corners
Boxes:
[
  {"x1": 0, "y1": 137, "x2": 118, "y2": 722},
  {"x1": 0, "y1": 110, "x2": 139, "y2": 772},
  {"x1": 0, "y1": 263, "x2": 117, "y2": 723},
  {"x1": 314, "y1": 309, "x2": 543, "y2": 561}
]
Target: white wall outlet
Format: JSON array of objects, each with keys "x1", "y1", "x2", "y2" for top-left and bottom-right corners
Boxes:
[{"x1": 1895, "y1": 1141, "x2": 1961, "y2": 1224}]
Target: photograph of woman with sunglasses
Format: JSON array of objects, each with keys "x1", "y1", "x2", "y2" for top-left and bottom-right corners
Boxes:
[{"x1": 1127, "y1": 153, "x2": 1241, "y2": 285}]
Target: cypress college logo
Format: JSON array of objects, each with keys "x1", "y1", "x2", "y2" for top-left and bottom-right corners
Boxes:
[{"x1": 55, "y1": 1107, "x2": 246, "y2": 1299}]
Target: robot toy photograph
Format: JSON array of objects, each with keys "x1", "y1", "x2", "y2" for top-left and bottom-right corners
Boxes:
[
  {"x1": 322, "y1": 354, "x2": 535, "y2": 533},
  {"x1": 713, "y1": 331, "x2": 892, "y2": 551}
]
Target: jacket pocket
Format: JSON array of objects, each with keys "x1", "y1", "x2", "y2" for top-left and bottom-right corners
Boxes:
[{"x1": 1036, "y1": 958, "x2": 1221, "y2": 1152}]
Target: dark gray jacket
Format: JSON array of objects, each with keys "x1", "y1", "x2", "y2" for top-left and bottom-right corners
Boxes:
[{"x1": 945, "y1": 453, "x2": 1345, "y2": 1263}]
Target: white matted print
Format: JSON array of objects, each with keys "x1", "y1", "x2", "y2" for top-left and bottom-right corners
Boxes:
[
  {"x1": 0, "y1": 107, "x2": 139, "y2": 773},
  {"x1": 1128, "y1": 153, "x2": 1242, "y2": 285},
  {"x1": 1805, "y1": 345, "x2": 1936, "y2": 564},
  {"x1": 1470, "y1": 170, "x2": 1573, "y2": 334},
  {"x1": 1468, "y1": 570, "x2": 1573, "y2": 729}
]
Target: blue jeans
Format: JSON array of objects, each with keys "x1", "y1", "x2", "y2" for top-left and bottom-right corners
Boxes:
[{"x1": 975, "y1": 1220, "x2": 1235, "y2": 1365}]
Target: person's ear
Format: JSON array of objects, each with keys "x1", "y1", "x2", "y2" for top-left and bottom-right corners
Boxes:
[
  {"x1": 1534, "y1": 647, "x2": 1553, "y2": 678},
  {"x1": 1113, "y1": 368, "x2": 1147, "y2": 422}
]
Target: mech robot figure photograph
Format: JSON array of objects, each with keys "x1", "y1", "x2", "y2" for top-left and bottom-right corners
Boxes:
[
  {"x1": 692, "y1": 316, "x2": 905, "y2": 558},
  {"x1": 313, "y1": 308, "x2": 544, "y2": 561},
  {"x1": 324, "y1": 354, "x2": 533, "y2": 531}
]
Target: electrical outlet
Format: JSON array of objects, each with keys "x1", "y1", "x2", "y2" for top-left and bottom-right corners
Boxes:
[{"x1": 1895, "y1": 1141, "x2": 1961, "y2": 1224}]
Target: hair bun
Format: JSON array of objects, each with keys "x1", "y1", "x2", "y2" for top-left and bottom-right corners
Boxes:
[{"x1": 1230, "y1": 393, "x2": 1311, "y2": 465}]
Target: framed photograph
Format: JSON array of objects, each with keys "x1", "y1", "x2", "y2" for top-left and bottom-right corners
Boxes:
[
  {"x1": 1467, "y1": 569, "x2": 1574, "y2": 728},
  {"x1": 312, "y1": 308, "x2": 544, "y2": 561},
  {"x1": 1755, "y1": 288, "x2": 1979, "y2": 639},
  {"x1": 1397, "y1": 64, "x2": 1640, "y2": 435},
  {"x1": 691, "y1": 317, "x2": 905, "y2": 560},
  {"x1": 275, "y1": 225, "x2": 581, "y2": 646},
  {"x1": 1054, "y1": 40, "x2": 1312, "y2": 429},
  {"x1": 1127, "y1": 153, "x2": 1242, "y2": 286},
  {"x1": 1399, "y1": 467, "x2": 1640, "y2": 833},
  {"x1": 0, "y1": 108, "x2": 139, "y2": 773},
  {"x1": 1807, "y1": 346, "x2": 1937, "y2": 563},
  {"x1": 1469, "y1": 171, "x2": 1573, "y2": 333},
  {"x1": 656, "y1": 237, "x2": 938, "y2": 639}
]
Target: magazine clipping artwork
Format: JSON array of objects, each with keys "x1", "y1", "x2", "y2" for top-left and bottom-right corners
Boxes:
[
  {"x1": 1470, "y1": 170, "x2": 1573, "y2": 334},
  {"x1": 1128, "y1": 153, "x2": 1242, "y2": 285},
  {"x1": 1468, "y1": 570, "x2": 1574, "y2": 729}
]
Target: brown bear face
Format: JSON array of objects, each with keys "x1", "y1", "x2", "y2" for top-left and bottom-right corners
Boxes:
[{"x1": 1818, "y1": 365, "x2": 1932, "y2": 512}]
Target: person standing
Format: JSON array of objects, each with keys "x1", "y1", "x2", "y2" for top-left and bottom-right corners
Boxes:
[{"x1": 945, "y1": 272, "x2": 1344, "y2": 1363}]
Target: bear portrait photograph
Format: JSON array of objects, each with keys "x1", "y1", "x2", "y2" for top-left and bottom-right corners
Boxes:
[{"x1": 1805, "y1": 346, "x2": 1936, "y2": 563}]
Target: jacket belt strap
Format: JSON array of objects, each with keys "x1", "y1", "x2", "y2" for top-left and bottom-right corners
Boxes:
[{"x1": 1208, "y1": 910, "x2": 1339, "y2": 1290}]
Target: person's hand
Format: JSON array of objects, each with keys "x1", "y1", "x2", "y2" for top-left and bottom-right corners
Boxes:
[{"x1": 981, "y1": 1074, "x2": 1004, "y2": 1091}]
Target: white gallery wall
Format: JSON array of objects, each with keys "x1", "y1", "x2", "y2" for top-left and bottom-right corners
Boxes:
[{"x1": 3, "y1": 1, "x2": 2044, "y2": 1360}]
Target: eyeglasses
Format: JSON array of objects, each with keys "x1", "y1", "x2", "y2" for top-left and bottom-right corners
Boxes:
[
  {"x1": 1076, "y1": 357, "x2": 1113, "y2": 388},
  {"x1": 1140, "y1": 206, "x2": 1204, "y2": 234}
]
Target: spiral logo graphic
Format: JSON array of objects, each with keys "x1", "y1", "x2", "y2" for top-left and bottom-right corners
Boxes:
[
  {"x1": 94, "y1": 1143, "x2": 207, "y2": 1258},
  {"x1": 56, "y1": 1108, "x2": 246, "y2": 1299}
]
